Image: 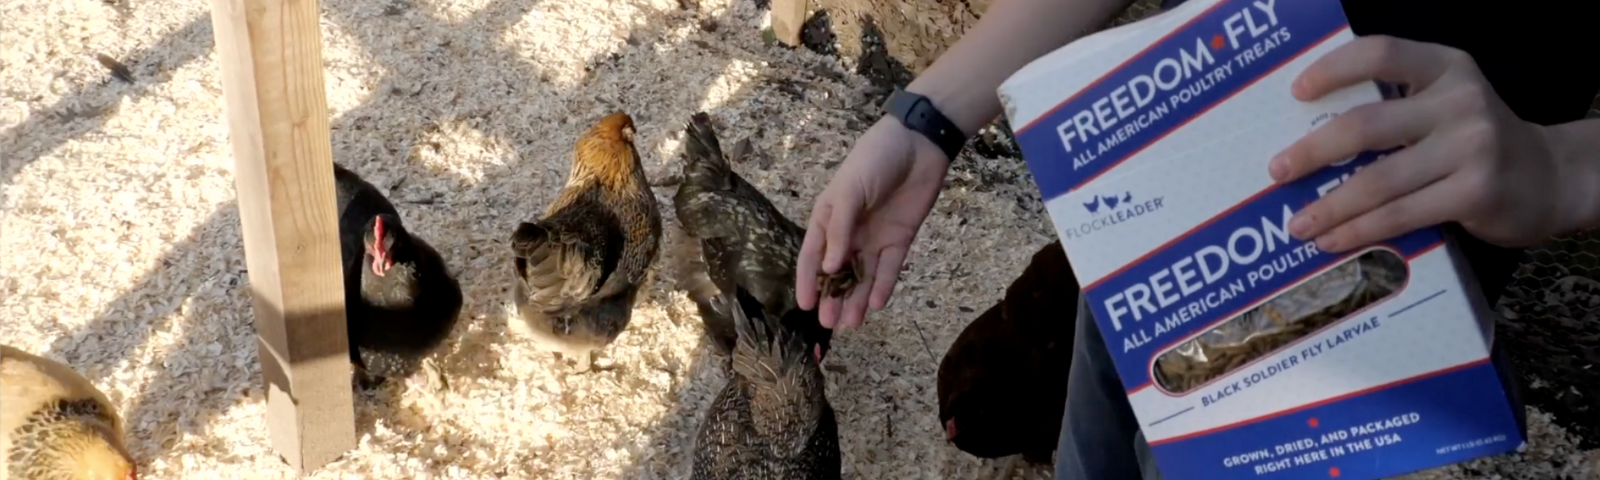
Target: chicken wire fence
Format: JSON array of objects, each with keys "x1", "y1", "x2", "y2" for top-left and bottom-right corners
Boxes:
[
  {"x1": 1495, "y1": 230, "x2": 1600, "y2": 450},
  {"x1": 1487, "y1": 98, "x2": 1600, "y2": 449}
]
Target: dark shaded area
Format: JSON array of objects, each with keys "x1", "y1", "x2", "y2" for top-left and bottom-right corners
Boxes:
[
  {"x1": 938, "y1": 240, "x2": 1077, "y2": 462},
  {"x1": 1495, "y1": 231, "x2": 1600, "y2": 450},
  {"x1": 968, "y1": 120, "x2": 1020, "y2": 160},
  {"x1": 852, "y1": 15, "x2": 913, "y2": 98},
  {"x1": 800, "y1": 10, "x2": 837, "y2": 57}
]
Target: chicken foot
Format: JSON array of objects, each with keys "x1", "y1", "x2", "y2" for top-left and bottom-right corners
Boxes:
[{"x1": 554, "y1": 350, "x2": 618, "y2": 374}]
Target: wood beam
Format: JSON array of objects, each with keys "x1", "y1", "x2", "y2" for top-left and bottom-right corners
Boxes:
[
  {"x1": 208, "y1": 0, "x2": 356, "y2": 474},
  {"x1": 770, "y1": 0, "x2": 808, "y2": 47}
]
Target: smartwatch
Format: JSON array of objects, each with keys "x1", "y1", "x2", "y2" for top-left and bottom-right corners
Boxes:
[{"x1": 884, "y1": 88, "x2": 970, "y2": 162}]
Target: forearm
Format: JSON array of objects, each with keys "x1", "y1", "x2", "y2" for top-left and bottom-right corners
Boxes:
[
  {"x1": 1551, "y1": 118, "x2": 1600, "y2": 233},
  {"x1": 905, "y1": 0, "x2": 1137, "y2": 137}
]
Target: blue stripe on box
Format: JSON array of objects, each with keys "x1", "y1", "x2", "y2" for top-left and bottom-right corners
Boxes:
[
  {"x1": 1080, "y1": 147, "x2": 1436, "y2": 391},
  {"x1": 1014, "y1": 0, "x2": 1352, "y2": 199},
  {"x1": 1146, "y1": 360, "x2": 1522, "y2": 480}
]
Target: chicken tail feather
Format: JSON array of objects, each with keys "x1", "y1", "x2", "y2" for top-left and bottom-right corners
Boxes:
[
  {"x1": 683, "y1": 112, "x2": 732, "y2": 189},
  {"x1": 669, "y1": 224, "x2": 736, "y2": 354},
  {"x1": 727, "y1": 285, "x2": 828, "y2": 452},
  {"x1": 729, "y1": 285, "x2": 801, "y2": 381}
]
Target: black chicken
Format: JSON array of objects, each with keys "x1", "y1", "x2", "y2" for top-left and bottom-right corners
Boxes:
[
  {"x1": 335, "y1": 164, "x2": 464, "y2": 387},
  {"x1": 690, "y1": 285, "x2": 841, "y2": 480},
  {"x1": 510, "y1": 112, "x2": 663, "y2": 373},
  {"x1": 936, "y1": 240, "x2": 1078, "y2": 464},
  {"x1": 671, "y1": 111, "x2": 857, "y2": 363}
]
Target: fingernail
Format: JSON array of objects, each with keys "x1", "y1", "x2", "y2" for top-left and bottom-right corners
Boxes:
[
  {"x1": 1288, "y1": 213, "x2": 1312, "y2": 238},
  {"x1": 1269, "y1": 154, "x2": 1289, "y2": 182}
]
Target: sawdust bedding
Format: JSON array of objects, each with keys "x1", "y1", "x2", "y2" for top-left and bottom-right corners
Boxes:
[{"x1": 0, "y1": 0, "x2": 1595, "y2": 478}]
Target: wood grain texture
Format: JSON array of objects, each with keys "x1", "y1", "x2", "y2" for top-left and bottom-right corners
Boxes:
[
  {"x1": 771, "y1": 0, "x2": 809, "y2": 47},
  {"x1": 208, "y1": 0, "x2": 357, "y2": 474}
]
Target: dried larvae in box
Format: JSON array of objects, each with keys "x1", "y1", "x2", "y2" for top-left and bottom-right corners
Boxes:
[{"x1": 1152, "y1": 248, "x2": 1409, "y2": 394}]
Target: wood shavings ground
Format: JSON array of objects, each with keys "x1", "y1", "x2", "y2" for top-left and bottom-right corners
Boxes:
[{"x1": 0, "y1": 0, "x2": 1594, "y2": 479}]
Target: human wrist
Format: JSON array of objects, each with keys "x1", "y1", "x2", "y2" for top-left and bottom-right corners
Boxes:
[
  {"x1": 1548, "y1": 118, "x2": 1600, "y2": 234},
  {"x1": 878, "y1": 115, "x2": 956, "y2": 168},
  {"x1": 884, "y1": 88, "x2": 973, "y2": 163},
  {"x1": 902, "y1": 76, "x2": 992, "y2": 140}
]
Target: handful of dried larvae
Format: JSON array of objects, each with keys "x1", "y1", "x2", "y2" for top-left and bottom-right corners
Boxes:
[
  {"x1": 816, "y1": 257, "x2": 863, "y2": 299},
  {"x1": 1153, "y1": 248, "x2": 1409, "y2": 393}
]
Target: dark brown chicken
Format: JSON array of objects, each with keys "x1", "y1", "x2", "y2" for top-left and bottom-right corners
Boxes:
[
  {"x1": 2, "y1": 344, "x2": 137, "y2": 480},
  {"x1": 335, "y1": 164, "x2": 464, "y2": 388},
  {"x1": 936, "y1": 239, "x2": 1078, "y2": 464},
  {"x1": 690, "y1": 285, "x2": 841, "y2": 480},
  {"x1": 510, "y1": 112, "x2": 663, "y2": 372},
  {"x1": 670, "y1": 111, "x2": 857, "y2": 363}
]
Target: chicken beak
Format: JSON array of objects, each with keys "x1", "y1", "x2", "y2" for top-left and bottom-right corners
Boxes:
[
  {"x1": 371, "y1": 251, "x2": 388, "y2": 277},
  {"x1": 814, "y1": 344, "x2": 824, "y2": 364},
  {"x1": 945, "y1": 418, "x2": 958, "y2": 442}
]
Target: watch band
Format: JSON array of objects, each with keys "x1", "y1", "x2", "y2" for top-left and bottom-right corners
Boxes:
[{"x1": 884, "y1": 89, "x2": 969, "y2": 162}]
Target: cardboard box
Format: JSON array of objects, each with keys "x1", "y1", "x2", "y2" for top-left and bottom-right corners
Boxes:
[{"x1": 997, "y1": 0, "x2": 1526, "y2": 478}]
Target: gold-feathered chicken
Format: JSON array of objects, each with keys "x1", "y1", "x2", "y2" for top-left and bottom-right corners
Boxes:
[
  {"x1": 510, "y1": 112, "x2": 663, "y2": 372},
  {"x1": 1, "y1": 345, "x2": 136, "y2": 480},
  {"x1": 670, "y1": 111, "x2": 858, "y2": 363},
  {"x1": 690, "y1": 285, "x2": 841, "y2": 480}
]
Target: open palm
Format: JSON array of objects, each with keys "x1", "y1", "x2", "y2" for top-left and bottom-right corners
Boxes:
[{"x1": 797, "y1": 117, "x2": 952, "y2": 331}]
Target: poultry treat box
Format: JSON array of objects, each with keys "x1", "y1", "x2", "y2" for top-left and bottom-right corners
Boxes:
[{"x1": 996, "y1": 0, "x2": 1525, "y2": 479}]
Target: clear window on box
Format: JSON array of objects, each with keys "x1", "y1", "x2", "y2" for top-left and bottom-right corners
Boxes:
[{"x1": 1151, "y1": 248, "x2": 1410, "y2": 394}]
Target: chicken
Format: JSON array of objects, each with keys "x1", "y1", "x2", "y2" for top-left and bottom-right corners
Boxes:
[
  {"x1": 2, "y1": 345, "x2": 136, "y2": 480},
  {"x1": 670, "y1": 111, "x2": 858, "y2": 363},
  {"x1": 510, "y1": 112, "x2": 663, "y2": 372},
  {"x1": 936, "y1": 240, "x2": 1079, "y2": 465},
  {"x1": 690, "y1": 285, "x2": 841, "y2": 480},
  {"x1": 335, "y1": 164, "x2": 464, "y2": 388}
]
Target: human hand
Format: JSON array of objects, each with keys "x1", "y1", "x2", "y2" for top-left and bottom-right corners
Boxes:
[
  {"x1": 1269, "y1": 35, "x2": 1578, "y2": 252},
  {"x1": 796, "y1": 115, "x2": 952, "y2": 331}
]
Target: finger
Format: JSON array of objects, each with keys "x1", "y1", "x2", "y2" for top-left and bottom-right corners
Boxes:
[
  {"x1": 869, "y1": 245, "x2": 908, "y2": 310},
  {"x1": 796, "y1": 203, "x2": 831, "y2": 311},
  {"x1": 1270, "y1": 95, "x2": 1439, "y2": 183},
  {"x1": 1311, "y1": 174, "x2": 1466, "y2": 253},
  {"x1": 818, "y1": 295, "x2": 844, "y2": 329},
  {"x1": 837, "y1": 251, "x2": 876, "y2": 331},
  {"x1": 823, "y1": 190, "x2": 865, "y2": 274},
  {"x1": 1288, "y1": 135, "x2": 1452, "y2": 240},
  {"x1": 1293, "y1": 35, "x2": 1462, "y2": 101}
]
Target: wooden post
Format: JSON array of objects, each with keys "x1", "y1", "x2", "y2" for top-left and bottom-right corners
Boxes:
[
  {"x1": 208, "y1": 0, "x2": 356, "y2": 474},
  {"x1": 771, "y1": 0, "x2": 808, "y2": 47}
]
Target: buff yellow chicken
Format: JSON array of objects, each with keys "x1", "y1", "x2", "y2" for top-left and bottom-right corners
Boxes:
[{"x1": 1, "y1": 345, "x2": 136, "y2": 480}]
